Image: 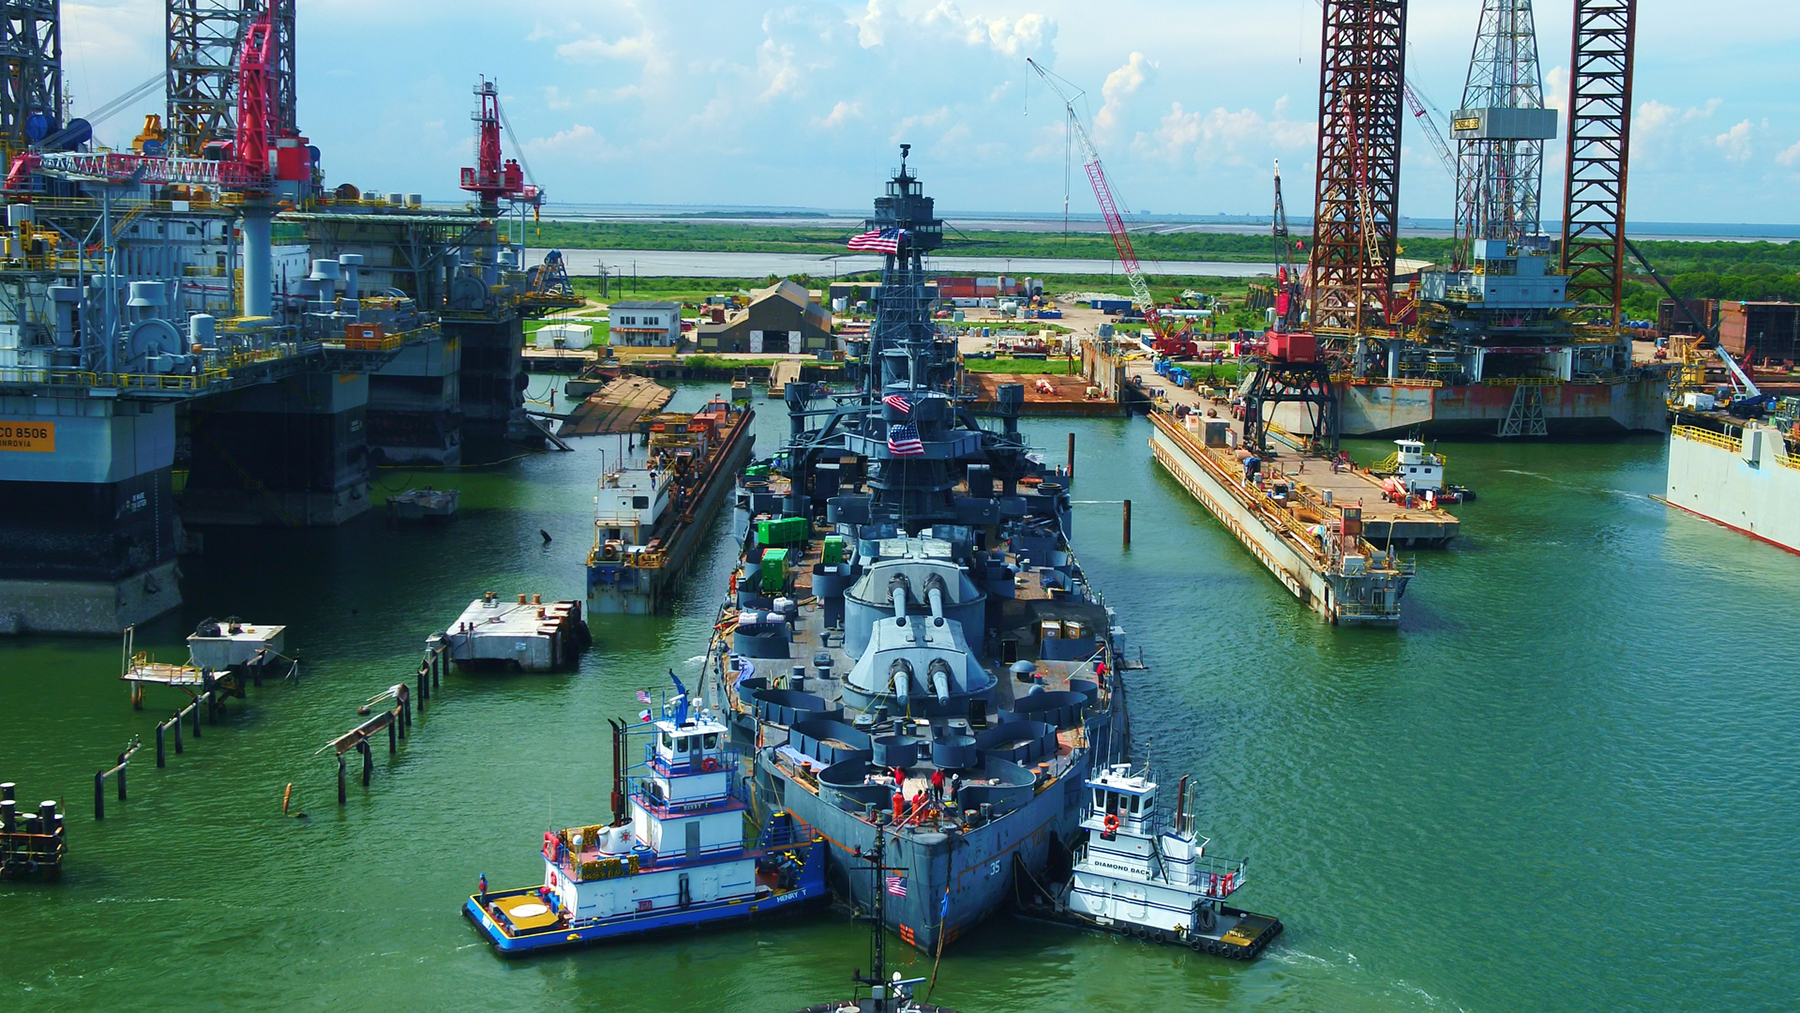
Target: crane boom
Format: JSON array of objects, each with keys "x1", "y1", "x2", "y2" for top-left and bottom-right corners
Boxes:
[
  {"x1": 1402, "y1": 82, "x2": 1457, "y2": 178},
  {"x1": 1026, "y1": 59, "x2": 1156, "y2": 321}
]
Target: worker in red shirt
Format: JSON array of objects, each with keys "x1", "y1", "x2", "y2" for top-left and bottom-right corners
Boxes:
[{"x1": 929, "y1": 768, "x2": 945, "y2": 802}]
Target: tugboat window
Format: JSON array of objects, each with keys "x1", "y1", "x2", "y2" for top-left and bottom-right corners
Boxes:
[
  {"x1": 704, "y1": 733, "x2": 719, "y2": 749},
  {"x1": 633, "y1": 496, "x2": 650, "y2": 509},
  {"x1": 661, "y1": 731, "x2": 673, "y2": 750},
  {"x1": 676, "y1": 736, "x2": 690, "y2": 752}
]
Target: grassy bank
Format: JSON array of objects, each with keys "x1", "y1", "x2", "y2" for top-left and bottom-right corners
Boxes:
[{"x1": 963, "y1": 357, "x2": 1079, "y2": 375}]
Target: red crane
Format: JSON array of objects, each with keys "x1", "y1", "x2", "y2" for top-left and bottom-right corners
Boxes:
[
  {"x1": 1025, "y1": 59, "x2": 1176, "y2": 344},
  {"x1": 234, "y1": 2, "x2": 275, "y2": 179},
  {"x1": 460, "y1": 78, "x2": 536, "y2": 207}
]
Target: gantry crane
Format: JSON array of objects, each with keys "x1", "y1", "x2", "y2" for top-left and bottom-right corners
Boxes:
[{"x1": 1271, "y1": 159, "x2": 1305, "y2": 334}]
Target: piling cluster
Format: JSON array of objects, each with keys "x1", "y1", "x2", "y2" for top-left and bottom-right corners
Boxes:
[
  {"x1": 322, "y1": 641, "x2": 449, "y2": 806},
  {"x1": 0, "y1": 782, "x2": 66, "y2": 880}
]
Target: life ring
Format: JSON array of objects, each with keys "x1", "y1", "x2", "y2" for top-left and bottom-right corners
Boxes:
[
  {"x1": 1103, "y1": 812, "x2": 1120, "y2": 834},
  {"x1": 701, "y1": 756, "x2": 720, "y2": 773}
]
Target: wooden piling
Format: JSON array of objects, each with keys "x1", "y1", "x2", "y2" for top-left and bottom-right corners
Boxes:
[
  {"x1": 94, "y1": 770, "x2": 104, "y2": 820},
  {"x1": 431, "y1": 650, "x2": 440, "y2": 689},
  {"x1": 337, "y1": 755, "x2": 347, "y2": 805},
  {"x1": 191, "y1": 696, "x2": 202, "y2": 738},
  {"x1": 360, "y1": 741, "x2": 373, "y2": 787},
  {"x1": 173, "y1": 711, "x2": 183, "y2": 754},
  {"x1": 388, "y1": 720, "x2": 397, "y2": 754},
  {"x1": 1067, "y1": 432, "x2": 1076, "y2": 478},
  {"x1": 1123, "y1": 498, "x2": 1132, "y2": 547},
  {"x1": 418, "y1": 666, "x2": 428, "y2": 706},
  {"x1": 156, "y1": 723, "x2": 166, "y2": 767}
]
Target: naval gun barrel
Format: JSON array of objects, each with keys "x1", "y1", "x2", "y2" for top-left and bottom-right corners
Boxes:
[
  {"x1": 924, "y1": 574, "x2": 947, "y2": 622},
  {"x1": 889, "y1": 658, "x2": 914, "y2": 705},
  {"x1": 928, "y1": 657, "x2": 953, "y2": 704},
  {"x1": 888, "y1": 574, "x2": 911, "y2": 622}
]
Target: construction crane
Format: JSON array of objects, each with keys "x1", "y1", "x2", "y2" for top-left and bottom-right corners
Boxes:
[
  {"x1": 1025, "y1": 58, "x2": 1160, "y2": 332},
  {"x1": 1403, "y1": 82, "x2": 1457, "y2": 179},
  {"x1": 460, "y1": 77, "x2": 538, "y2": 210},
  {"x1": 1271, "y1": 159, "x2": 1305, "y2": 333}
]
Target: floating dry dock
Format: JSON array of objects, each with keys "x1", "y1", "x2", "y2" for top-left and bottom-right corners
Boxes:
[{"x1": 1149, "y1": 410, "x2": 1426, "y2": 626}]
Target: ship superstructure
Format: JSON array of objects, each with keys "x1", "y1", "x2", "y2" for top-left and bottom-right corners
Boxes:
[{"x1": 713, "y1": 149, "x2": 1129, "y2": 953}]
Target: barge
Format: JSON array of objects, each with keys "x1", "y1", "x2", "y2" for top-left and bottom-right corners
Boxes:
[
  {"x1": 1150, "y1": 409, "x2": 1414, "y2": 626},
  {"x1": 586, "y1": 397, "x2": 755, "y2": 614},
  {"x1": 439, "y1": 592, "x2": 589, "y2": 671},
  {"x1": 1663, "y1": 420, "x2": 1800, "y2": 554},
  {"x1": 465, "y1": 710, "x2": 827, "y2": 954}
]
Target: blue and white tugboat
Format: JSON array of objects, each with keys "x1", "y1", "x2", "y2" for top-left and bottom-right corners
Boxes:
[
  {"x1": 1019, "y1": 763, "x2": 1282, "y2": 959},
  {"x1": 718, "y1": 147, "x2": 1130, "y2": 954},
  {"x1": 465, "y1": 699, "x2": 827, "y2": 955}
]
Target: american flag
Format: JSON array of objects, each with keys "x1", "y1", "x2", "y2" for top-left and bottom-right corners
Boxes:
[
  {"x1": 887, "y1": 422, "x2": 925, "y2": 456},
  {"x1": 882, "y1": 393, "x2": 913, "y2": 414},
  {"x1": 847, "y1": 228, "x2": 904, "y2": 253},
  {"x1": 886, "y1": 875, "x2": 907, "y2": 898}
]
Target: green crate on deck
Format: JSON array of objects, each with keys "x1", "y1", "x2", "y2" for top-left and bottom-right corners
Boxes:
[{"x1": 761, "y1": 548, "x2": 789, "y2": 592}]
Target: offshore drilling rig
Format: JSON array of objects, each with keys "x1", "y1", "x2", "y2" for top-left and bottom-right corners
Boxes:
[
  {"x1": 1250, "y1": 0, "x2": 1662, "y2": 441},
  {"x1": 0, "y1": 0, "x2": 577, "y2": 635}
]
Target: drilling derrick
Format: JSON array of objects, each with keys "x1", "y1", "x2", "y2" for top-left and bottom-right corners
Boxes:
[
  {"x1": 166, "y1": 0, "x2": 295, "y2": 158},
  {"x1": 1309, "y1": 0, "x2": 1407, "y2": 337},
  {"x1": 1452, "y1": 0, "x2": 1558, "y2": 262},
  {"x1": 0, "y1": 1, "x2": 62, "y2": 165},
  {"x1": 1559, "y1": 0, "x2": 1637, "y2": 327}
]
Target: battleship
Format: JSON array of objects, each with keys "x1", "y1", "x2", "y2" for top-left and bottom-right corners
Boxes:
[{"x1": 711, "y1": 148, "x2": 1130, "y2": 954}]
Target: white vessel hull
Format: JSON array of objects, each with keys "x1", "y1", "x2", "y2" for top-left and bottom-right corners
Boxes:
[{"x1": 1664, "y1": 425, "x2": 1800, "y2": 555}]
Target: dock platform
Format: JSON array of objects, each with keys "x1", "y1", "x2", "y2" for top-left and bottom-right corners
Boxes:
[
  {"x1": 966, "y1": 373, "x2": 1127, "y2": 417},
  {"x1": 767, "y1": 360, "x2": 801, "y2": 398},
  {"x1": 559, "y1": 377, "x2": 674, "y2": 437},
  {"x1": 440, "y1": 593, "x2": 589, "y2": 672},
  {"x1": 1149, "y1": 410, "x2": 1416, "y2": 626}
]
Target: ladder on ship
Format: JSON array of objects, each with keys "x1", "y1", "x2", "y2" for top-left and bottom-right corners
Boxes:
[{"x1": 1498, "y1": 385, "x2": 1548, "y2": 438}]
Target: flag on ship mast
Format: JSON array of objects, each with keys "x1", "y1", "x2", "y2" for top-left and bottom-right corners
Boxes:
[
  {"x1": 883, "y1": 393, "x2": 913, "y2": 414},
  {"x1": 886, "y1": 875, "x2": 907, "y2": 898},
  {"x1": 887, "y1": 422, "x2": 924, "y2": 456},
  {"x1": 848, "y1": 228, "x2": 904, "y2": 253}
]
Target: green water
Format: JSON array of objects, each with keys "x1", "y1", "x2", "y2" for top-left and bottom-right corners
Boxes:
[{"x1": 3, "y1": 385, "x2": 1797, "y2": 1012}]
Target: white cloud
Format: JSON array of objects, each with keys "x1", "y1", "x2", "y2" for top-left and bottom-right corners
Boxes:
[
  {"x1": 1138, "y1": 98, "x2": 1314, "y2": 165},
  {"x1": 854, "y1": 1, "x2": 1053, "y2": 57},
  {"x1": 523, "y1": 124, "x2": 601, "y2": 155},
  {"x1": 1095, "y1": 52, "x2": 1154, "y2": 138},
  {"x1": 1776, "y1": 140, "x2": 1800, "y2": 168},
  {"x1": 1714, "y1": 120, "x2": 1754, "y2": 162},
  {"x1": 814, "y1": 101, "x2": 864, "y2": 130}
]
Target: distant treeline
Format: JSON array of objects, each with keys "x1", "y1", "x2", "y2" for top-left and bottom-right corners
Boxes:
[{"x1": 533, "y1": 220, "x2": 1799, "y2": 320}]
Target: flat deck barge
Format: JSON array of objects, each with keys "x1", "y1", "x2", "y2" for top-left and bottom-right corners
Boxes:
[
  {"x1": 1149, "y1": 410, "x2": 1416, "y2": 626},
  {"x1": 559, "y1": 377, "x2": 674, "y2": 437}
]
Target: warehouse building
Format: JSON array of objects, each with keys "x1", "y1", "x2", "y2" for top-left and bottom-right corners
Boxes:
[{"x1": 694, "y1": 281, "x2": 834, "y2": 353}]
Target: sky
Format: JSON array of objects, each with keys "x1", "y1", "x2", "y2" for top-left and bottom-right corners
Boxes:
[{"x1": 58, "y1": 0, "x2": 1800, "y2": 223}]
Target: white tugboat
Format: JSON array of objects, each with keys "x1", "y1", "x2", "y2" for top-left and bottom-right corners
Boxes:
[
  {"x1": 465, "y1": 701, "x2": 827, "y2": 954},
  {"x1": 1021, "y1": 763, "x2": 1282, "y2": 959}
]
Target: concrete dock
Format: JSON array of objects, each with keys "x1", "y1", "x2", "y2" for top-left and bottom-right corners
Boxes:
[{"x1": 440, "y1": 593, "x2": 588, "y2": 672}]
